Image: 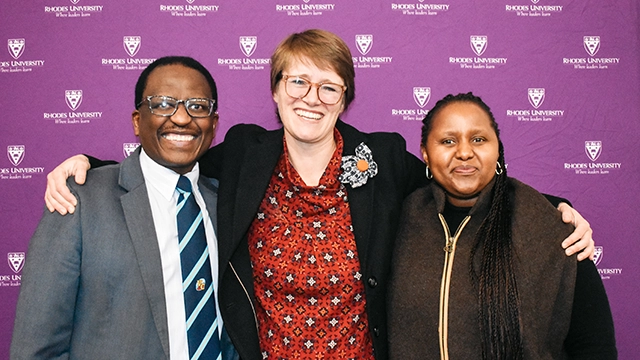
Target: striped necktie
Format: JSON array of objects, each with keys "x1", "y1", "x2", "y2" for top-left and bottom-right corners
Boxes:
[{"x1": 176, "y1": 175, "x2": 221, "y2": 360}]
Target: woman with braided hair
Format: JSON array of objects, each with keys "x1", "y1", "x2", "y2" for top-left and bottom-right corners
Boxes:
[{"x1": 388, "y1": 92, "x2": 617, "y2": 359}]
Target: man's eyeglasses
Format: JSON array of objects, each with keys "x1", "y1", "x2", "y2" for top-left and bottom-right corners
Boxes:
[
  {"x1": 137, "y1": 95, "x2": 216, "y2": 118},
  {"x1": 282, "y1": 75, "x2": 346, "y2": 105}
]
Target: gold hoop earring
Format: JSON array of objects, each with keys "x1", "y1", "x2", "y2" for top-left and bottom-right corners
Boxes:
[
  {"x1": 495, "y1": 161, "x2": 504, "y2": 175},
  {"x1": 426, "y1": 165, "x2": 433, "y2": 179}
]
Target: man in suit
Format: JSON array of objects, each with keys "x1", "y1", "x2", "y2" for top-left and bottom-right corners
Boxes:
[{"x1": 10, "y1": 56, "x2": 233, "y2": 360}]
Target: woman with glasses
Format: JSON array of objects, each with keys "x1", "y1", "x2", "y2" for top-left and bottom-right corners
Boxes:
[
  {"x1": 200, "y1": 29, "x2": 422, "y2": 359},
  {"x1": 44, "y1": 29, "x2": 595, "y2": 360}
]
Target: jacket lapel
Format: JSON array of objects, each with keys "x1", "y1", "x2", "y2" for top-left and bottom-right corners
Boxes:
[
  {"x1": 118, "y1": 150, "x2": 171, "y2": 359},
  {"x1": 199, "y1": 176, "x2": 219, "y2": 236},
  {"x1": 336, "y1": 121, "x2": 374, "y2": 270},
  {"x1": 231, "y1": 129, "x2": 284, "y2": 257}
]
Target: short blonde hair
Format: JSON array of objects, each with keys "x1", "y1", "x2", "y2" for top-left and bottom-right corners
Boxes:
[{"x1": 270, "y1": 29, "x2": 356, "y2": 110}]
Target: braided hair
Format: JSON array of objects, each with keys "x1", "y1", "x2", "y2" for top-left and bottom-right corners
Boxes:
[{"x1": 421, "y1": 92, "x2": 523, "y2": 360}]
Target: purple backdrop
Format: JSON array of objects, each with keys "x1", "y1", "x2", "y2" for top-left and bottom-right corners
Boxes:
[{"x1": 1, "y1": 0, "x2": 638, "y2": 358}]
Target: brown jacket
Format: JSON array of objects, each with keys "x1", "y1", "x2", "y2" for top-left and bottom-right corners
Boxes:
[{"x1": 388, "y1": 178, "x2": 578, "y2": 359}]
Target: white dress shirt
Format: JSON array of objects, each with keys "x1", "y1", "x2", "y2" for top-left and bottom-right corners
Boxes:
[{"x1": 139, "y1": 149, "x2": 222, "y2": 360}]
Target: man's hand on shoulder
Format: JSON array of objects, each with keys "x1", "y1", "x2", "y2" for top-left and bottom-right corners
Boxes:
[{"x1": 558, "y1": 202, "x2": 595, "y2": 261}]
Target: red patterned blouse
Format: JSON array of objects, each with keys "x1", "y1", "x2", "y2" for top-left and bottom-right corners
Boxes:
[{"x1": 247, "y1": 130, "x2": 375, "y2": 359}]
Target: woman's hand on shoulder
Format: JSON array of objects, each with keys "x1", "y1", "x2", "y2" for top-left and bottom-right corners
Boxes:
[{"x1": 45, "y1": 154, "x2": 90, "y2": 215}]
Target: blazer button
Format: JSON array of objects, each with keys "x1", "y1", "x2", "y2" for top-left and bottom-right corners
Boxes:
[
  {"x1": 373, "y1": 327, "x2": 380, "y2": 337},
  {"x1": 368, "y1": 277, "x2": 378, "y2": 287}
]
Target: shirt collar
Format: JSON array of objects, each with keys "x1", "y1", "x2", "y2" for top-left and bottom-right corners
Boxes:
[{"x1": 139, "y1": 148, "x2": 200, "y2": 201}]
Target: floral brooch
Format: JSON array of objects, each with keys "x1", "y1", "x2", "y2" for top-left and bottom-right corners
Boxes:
[{"x1": 339, "y1": 142, "x2": 378, "y2": 188}]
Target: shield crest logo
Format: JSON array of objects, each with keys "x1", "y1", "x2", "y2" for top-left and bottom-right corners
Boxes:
[
  {"x1": 8, "y1": 38, "x2": 25, "y2": 60},
  {"x1": 123, "y1": 143, "x2": 140, "y2": 158},
  {"x1": 302, "y1": 0, "x2": 310, "y2": 3},
  {"x1": 196, "y1": 278, "x2": 206, "y2": 291},
  {"x1": 239, "y1": 36, "x2": 257, "y2": 57},
  {"x1": 583, "y1": 36, "x2": 600, "y2": 57},
  {"x1": 8, "y1": 252, "x2": 25, "y2": 273},
  {"x1": 186, "y1": 0, "x2": 195, "y2": 3},
  {"x1": 7, "y1": 145, "x2": 25, "y2": 166},
  {"x1": 470, "y1": 36, "x2": 487, "y2": 56},
  {"x1": 527, "y1": 88, "x2": 545, "y2": 109},
  {"x1": 585, "y1": 141, "x2": 602, "y2": 162},
  {"x1": 70, "y1": 0, "x2": 80, "y2": 4},
  {"x1": 592, "y1": 246, "x2": 603, "y2": 266},
  {"x1": 65, "y1": 90, "x2": 83, "y2": 111},
  {"x1": 123, "y1": 36, "x2": 141, "y2": 57},
  {"x1": 355, "y1": 35, "x2": 373, "y2": 56},
  {"x1": 530, "y1": 0, "x2": 540, "y2": 3},
  {"x1": 413, "y1": 87, "x2": 431, "y2": 108}
]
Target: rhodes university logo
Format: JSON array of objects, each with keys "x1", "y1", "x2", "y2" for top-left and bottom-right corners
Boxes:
[
  {"x1": 565, "y1": 140, "x2": 620, "y2": 175},
  {"x1": 585, "y1": 141, "x2": 602, "y2": 161},
  {"x1": 413, "y1": 87, "x2": 431, "y2": 108},
  {"x1": 8, "y1": 38, "x2": 25, "y2": 60},
  {"x1": 592, "y1": 246, "x2": 623, "y2": 280},
  {"x1": 65, "y1": 90, "x2": 83, "y2": 111},
  {"x1": 355, "y1": 35, "x2": 373, "y2": 56},
  {"x1": 123, "y1": 36, "x2": 141, "y2": 57},
  {"x1": 217, "y1": 36, "x2": 268, "y2": 71},
  {"x1": 583, "y1": 36, "x2": 600, "y2": 57},
  {"x1": 240, "y1": 36, "x2": 257, "y2": 57},
  {"x1": 528, "y1": 88, "x2": 545, "y2": 109},
  {"x1": 8, "y1": 252, "x2": 25, "y2": 273},
  {"x1": 391, "y1": 86, "x2": 432, "y2": 121},
  {"x1": 470, "y1": 35, "x2": 487, "y2": 56},
  {"x1": 593, "y1": 246, "x2": 603, "y2": 266},
  {"x1": 7, "y1": 145, "x2": 25, "y2": 166},
  {"x1": 123, "y1": 143, "x2": 140, "y2": 158}
]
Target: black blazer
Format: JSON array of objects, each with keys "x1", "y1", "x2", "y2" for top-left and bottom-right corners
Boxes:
[{"x1": 199, "y1": 120, "x2": 427, "y2": 360}]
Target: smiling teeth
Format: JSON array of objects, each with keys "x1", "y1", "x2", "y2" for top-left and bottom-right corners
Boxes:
[
  {"x1": 164, "y1": 134, "x2": 195, "y2": 141},
  {"x1": 295, "y1": 109, "x2": 322, "y2": 120}
]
